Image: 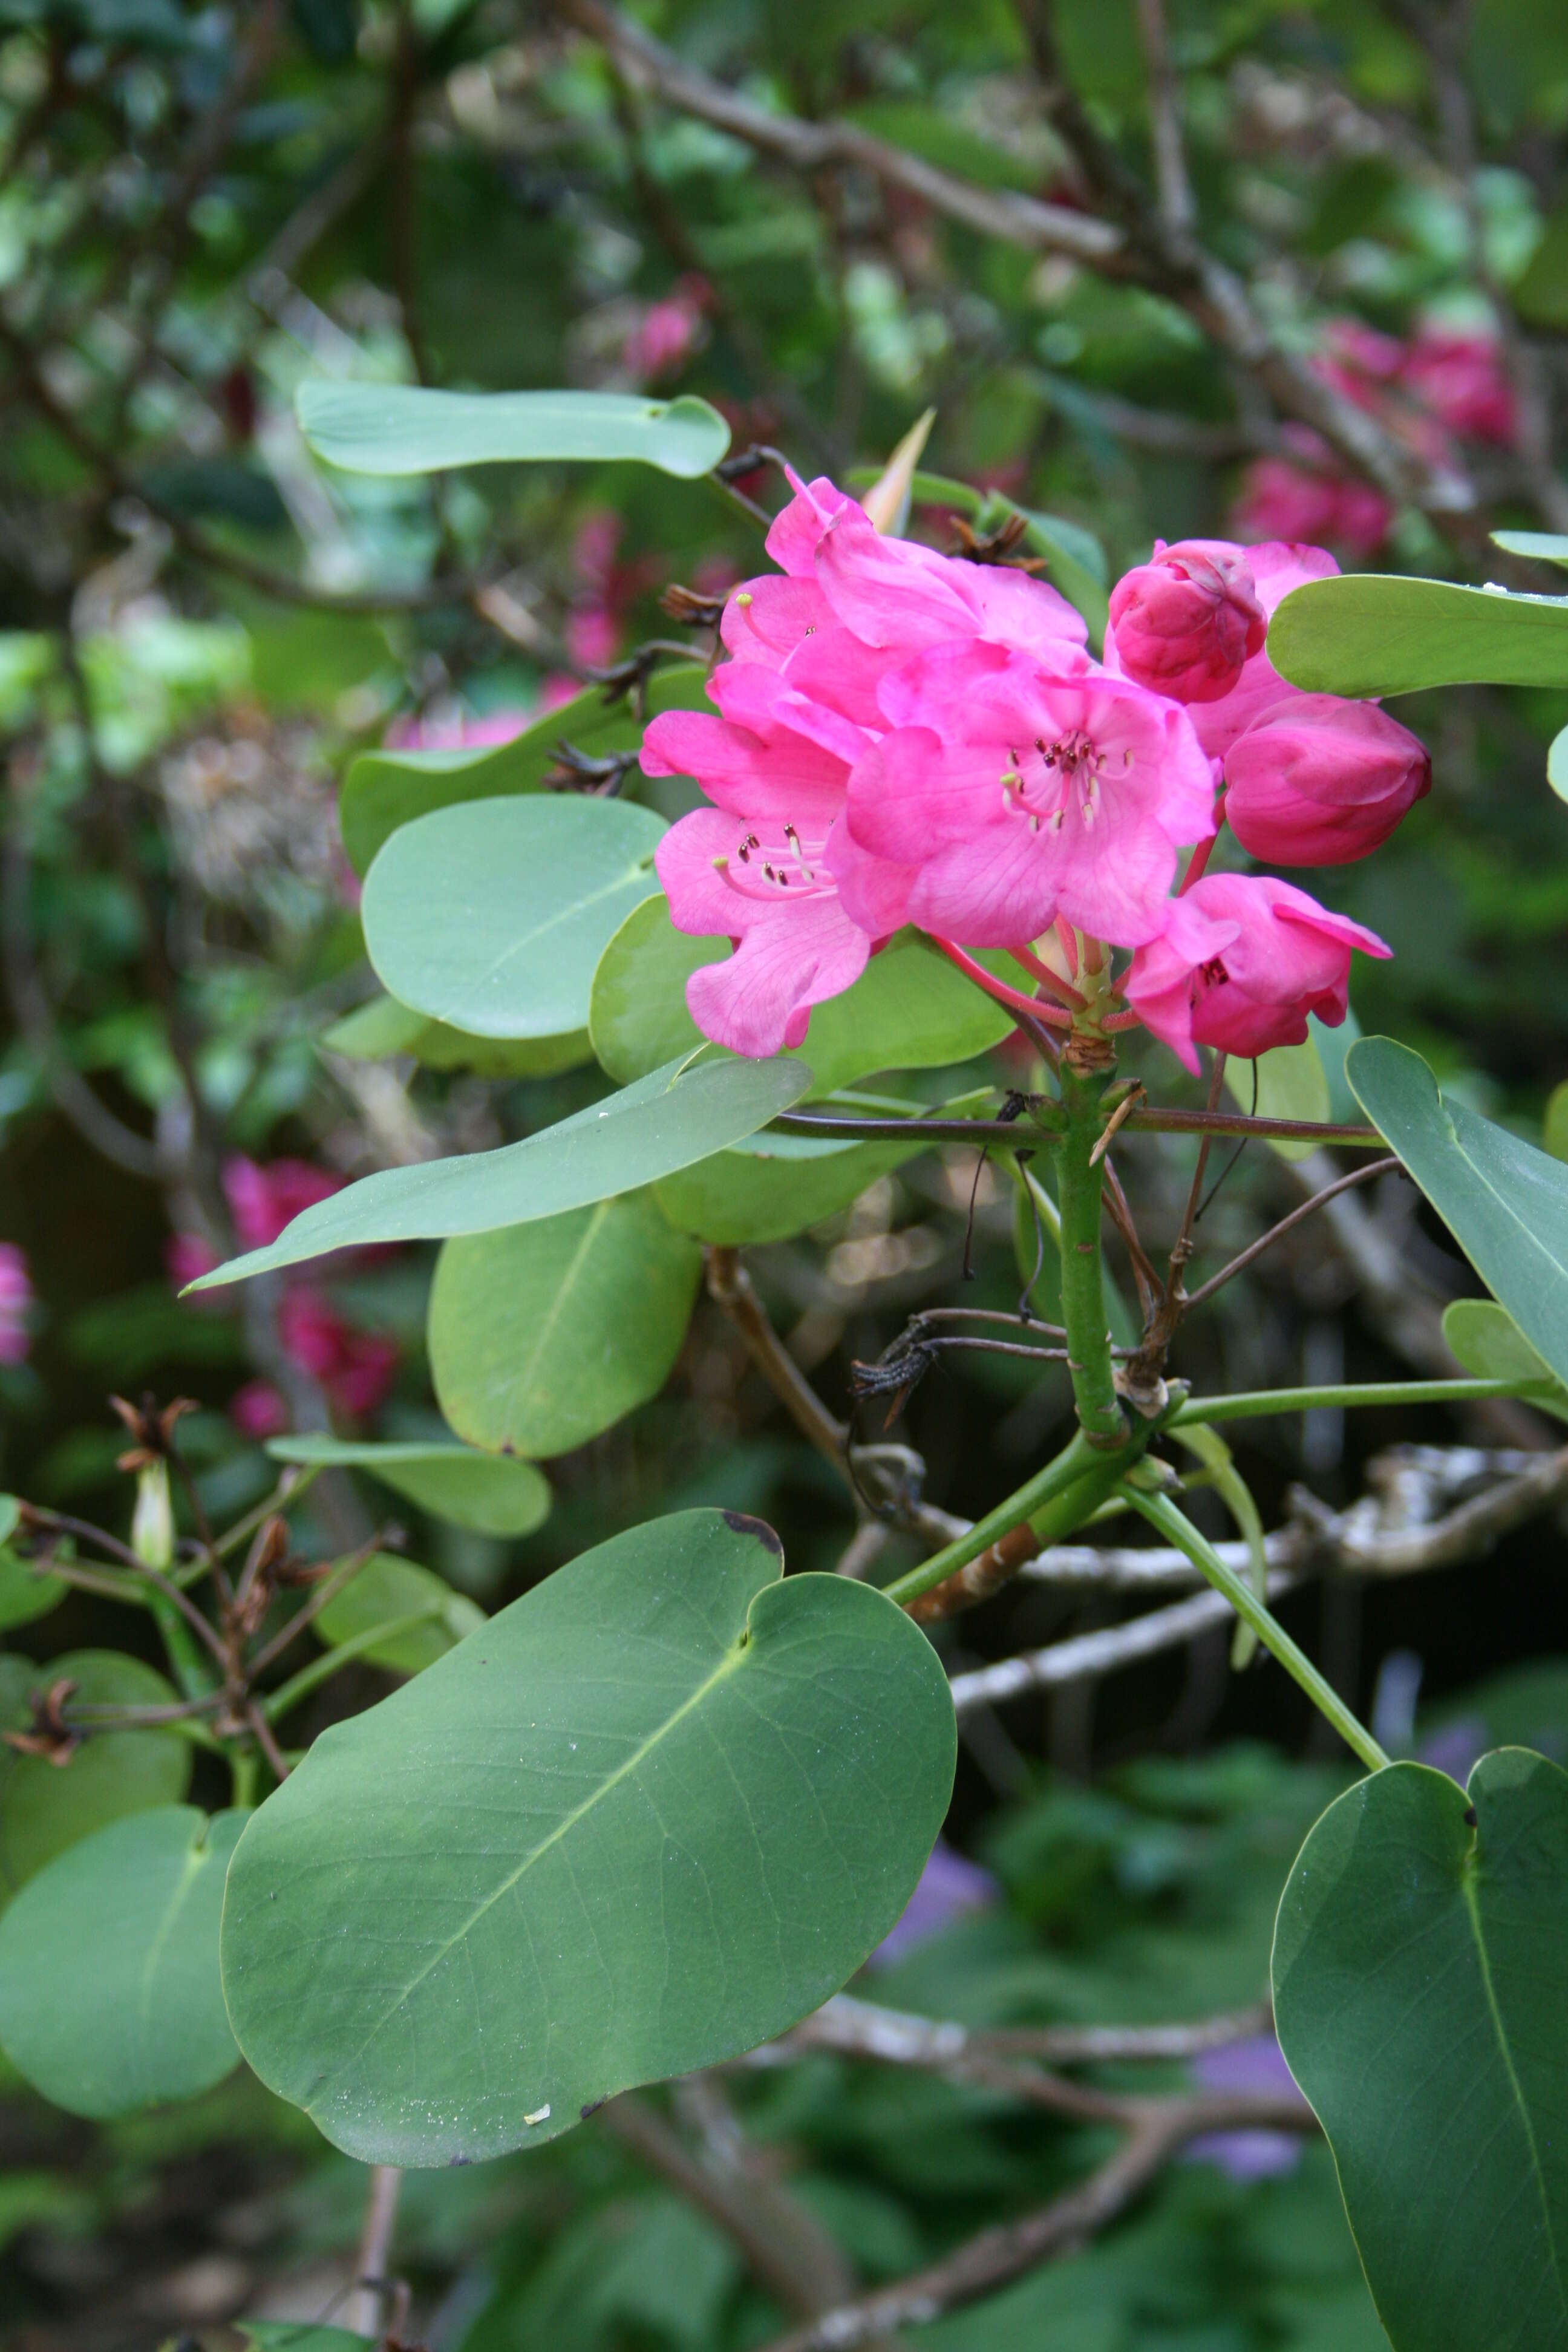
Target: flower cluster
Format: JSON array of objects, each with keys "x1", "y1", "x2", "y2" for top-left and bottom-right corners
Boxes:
[
  {"x1": 1235, "y1": 317, "x2": 1518, "y2": 555},
  {"x1": 0, "y1": 1243, "x2": 34, "y2": 1366},
  {"x1": 644, "y1": 473, "x2": 1427, "y2": 1073},
  {"x1": 171, "y1": 1158, "x2": 398, "y2": 1435}
]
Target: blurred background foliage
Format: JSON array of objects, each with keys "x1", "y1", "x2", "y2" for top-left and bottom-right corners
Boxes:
[{"x1": 1, "y1": 0, "x2": 1567, "y2": 2341}]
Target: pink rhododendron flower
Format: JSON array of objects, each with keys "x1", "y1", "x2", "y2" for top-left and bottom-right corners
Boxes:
[
  {"x1": 1106, "y1": 540, "x2": 1267, "y2": 704},
  {"x1": 1233, "y1": 428, "x2": 1394, "y2": 559},
  {"x1": 1185, "y1": 2036, "x2": 1310, "y2": 2181},
  {"x1": 0, "y1": 1243, "x2": 33, "y2": 1365},
  {"x1": 1171, "y1": 541, "x2": 1342, "y2": 763},
  {"x1": 622, "y1": 275, "x2": 710, "y2": 382},
  {"x1": 1401, "y1": 327, "x2": 1517, "y2": 446},
  {"x1": 1223, "y1": 693, "x2": 1431, "y2": 865},
  {"x1": 846, "y1": 652, "x2": 1214, "y2": 950},
  {"x1": 642, "y1": 470, "x2": 1088, "y2": 1056},
  {"x1": 1123, "y1": 874, "x2": 1390, "y2": 1070},
  {"x1": 223, "y1": 1157, "x2": 344, "y2": 1252}
]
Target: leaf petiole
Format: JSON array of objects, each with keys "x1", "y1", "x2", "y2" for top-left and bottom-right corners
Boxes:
[{"x1": 1171, "y1": 1378, "x2": 1555, "y2": 1426}]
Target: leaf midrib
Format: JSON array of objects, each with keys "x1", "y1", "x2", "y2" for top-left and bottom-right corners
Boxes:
[
  {"x1": 316, "y1": 1624, "x2": 757, "y2": 2096},
  {"x1": 1459, "y1": 1858, "x2": 1568, "y2": 2325}
]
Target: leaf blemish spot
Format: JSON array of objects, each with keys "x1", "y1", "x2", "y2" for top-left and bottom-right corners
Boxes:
[{"x1": 1463, "y1": 1804, "x2": 1478, "y2": 1828}]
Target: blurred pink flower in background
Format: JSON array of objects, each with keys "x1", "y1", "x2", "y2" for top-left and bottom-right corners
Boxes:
[
  {"x1": 169, "y1": 1158, "x2": 400, "y2": 1434},
  {"x1": 384, "y1": 708, "x2": 535, "y2": 753},
  {"x1": 622, "y1": 275, "x2": 711, "y2": 383},
  {"x1": 1232, "y1": 428, "x2": 1394, "y2": 558},
  {"x1": 1401, "y1": 327, "x2": 1517, "y2": 446},
  {"x1": 870, "y1": 1839, "x2": 998, "y2": 1966},
  {"x1": 0, "y1": 1244, "x2": 34, "y2": 1364}
]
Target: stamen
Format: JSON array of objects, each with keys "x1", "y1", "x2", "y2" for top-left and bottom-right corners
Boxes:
[{"x1": 735, "y1": 592, "x2": 754, "y2": 607}]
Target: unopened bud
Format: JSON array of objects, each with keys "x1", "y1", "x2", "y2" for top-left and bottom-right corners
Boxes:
[{"x1": 1108, "y1": 540, "x2": 1266, "y2": 704}]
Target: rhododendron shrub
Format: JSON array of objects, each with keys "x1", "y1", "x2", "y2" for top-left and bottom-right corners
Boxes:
[{"x1": 7, "y1": 381, "x2": 1568, "y2": 2352}]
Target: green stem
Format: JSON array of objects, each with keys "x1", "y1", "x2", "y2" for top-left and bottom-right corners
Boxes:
[
  {"x1": 883, "y1": 1431, "x2": 1102, "y2": 1608},
  {"x1": 141, "y1": 1583, "x2": 217, "y2": 1702},
  {"x1": 1171, "y1": 1378, "x2": 1553, "y2": 1427},
  {"x1": 229, "y1": 1744, "x2": 259, "y2": 1809},
  {"x1": 1123, "y1": 1488, "x2": 1389, "y2": 1772},
  {"x1": 1054, "y1": 1069, "x2": 1127, "y2": 1448},
  {"x1": 209, "y1": 1462, "x2": 324, "y2": 1565},
  {"x1": 262, "y1": 1604, "x2": 444, "y2": 1722}
]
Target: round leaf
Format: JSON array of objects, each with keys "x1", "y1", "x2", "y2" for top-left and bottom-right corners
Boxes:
[
  {"x1": 0, "y1": 1650, "x2": 191, "y2": 1904},
  {"x1": 430, "y1": 1194, "x2": 702, "y2": 1457},
  {"x1": 186, "y1": 1054, "x2": 815, "y2": 1290},
  {"x1": 221, "y1": 1509, "x2": 956, "y2": 2164},
  {"x1": 590, "y1": 901, "x2": 1014, "y2": 1094},
  {"x1": 296, "y1": 384, "x2": 731, "y2": 478},
  {"x1": 266, "y1": 1435, "x2": 551, "y2": 1536},
  {"x1": 0, "y1": 1546, "x2": 66, "y2": 1631},
  {"x1": 315, "y1": 1553, "x2": 485, "y2": 1674},
  {"x1": 1273, "y1": 1751, "x2": 1568, "y2": 2352},
  {"x1": 363, "y1": 797, "x2": 665, "y2": 1040},
  {"x1": 1442, "y1": 1300, "x2": 1568, "y2": 1422},
  {"x1": 0, "y1": 1805, "x2": 244, "y2": 2117},
  {"x1": 338, "y1": 667, "x2": 711, "y2": 879}
]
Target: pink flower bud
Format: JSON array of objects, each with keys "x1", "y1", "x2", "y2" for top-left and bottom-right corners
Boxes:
[
  {"x1": 1106, "y1": 540, "x2": 1267, "y2": 704},
  {"x1": 1124, "y1": 873, "x2": 1390, "y2": 1071},
  {"x1": 1223, "y1": 694, "x2": 1431, "y2": 866}
]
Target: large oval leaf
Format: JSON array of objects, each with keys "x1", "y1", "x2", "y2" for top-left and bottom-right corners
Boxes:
[
  {"x1": 0, "y1": 1545, "x2": 66, "y2": 1631},
  {"x1": 590, "y1": 900, "x2": 1014, "y2": 1093},
  {"x1": 322, "y1": 992, "x2": 592, "y2": 1079},
  {"x1": 1273, "y1": 1750, "x2": 1568, "y2": 2352},
  {"x1": 186, "y1": 1054, "x2": 814, "y2": 1290},
  {"x1": 1270, "y1": 574, "x2": 1568, "y2": 696},
  {"x1": 429, "y1": 1194, "x2": 702, "y2": 1458},
  {"x1": 363, "y1": 797, "x2": 665, "y2": 1041},
  {"x1": 0, "y1": 1651, "x2": 191, "y2": 1905},
  {"x1": 652, "y1": 1129, "x2": 924, "y2": 1246},
  {"x1": 339, "y1": 668, "x2": 711, "y2": 879},
  {"x1": 297, "y1": 384, "x2": 730, "y2": 479},
  {"x1": 0, "y1": 1805, "x2": 243, "y2": 2117},
  {"x1": 265, "y1": 1435, "x2": 552, "y2": 1535},
  {"x1": 221, "y1": 1509, "x2": 956, "y2": 2165},
  {"x1": 1347, "y1": 1036, "x2": 1568, "y2": 1387}
]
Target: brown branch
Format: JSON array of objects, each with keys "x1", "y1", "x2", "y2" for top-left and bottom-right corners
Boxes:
[
  {"x1": 707, "y1": 1247, "x2": 848, "y2": 1465},
  {"x1": 1133, "y1": 0, "x2": 1196, "y2": 235},
  {"x1": 345, "y1": 2164, "x2": 402, "y2": 2337},
  {"x1": 603, "y1": 2089, "x2": 861, "y2": 2322},
  {"x1": 558, "y1": 0, "x2": 1123, "y2": 263}
]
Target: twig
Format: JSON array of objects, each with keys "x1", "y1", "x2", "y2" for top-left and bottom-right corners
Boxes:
[
  {"x1": 1183, "y1": 1157, "x2": 1404, "y2": 1310},
  {"x1": 243, "y1": 1701, "x2": 292, "y2": 1785},
  {"x1": 345, "y1": 2164, "x2": 402, "y2": 2337},
  {"x1": 769, "y1": 1108, "x2": 1383, "y2": 1147},
  {"x1": 1133, "y1": 0, "x2": 1196, "y2": 235},
  {"x1": 244, "y1": 1532, "x2": 389, "y2": 1677},
  {"x1": 603, "y1": 2091, "x2": 859, "y2": 2321},
  {"x1": 749, "y1": 1990, "x2": 1272, "y2": 2072},
  {"x1": 706, "y1": 1247, "x2": 848, "y2": 1466}
]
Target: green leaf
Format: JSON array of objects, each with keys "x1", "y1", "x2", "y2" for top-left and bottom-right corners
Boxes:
[
  {"x1": 1269, "y1": 574, "x2": 1568, "y2": 696},
  {"x1": 0, "y1": 1651, "x2": 191, "y2": 1905},
  {"x1": 321, "y1": 993, "x2": 592, "y2": 1080},
  {"x1": 338, "y1": 668, "x2": 711, "y2": 879},
  {"x1": 1549, "y1": 724, "x2": 1568, "y2": 803},
  {"x1": 1225, "y1": 1034, "x2": 1330, "y2": 1163},
  {"x1": 239, "y1": 2327, "x2": 367, "y2": 2352},
  {"x1": 590, "y1": 901, "x2": 1014, "y2": 1094},
  {"x1": 653, "y1": 1129, "x2": 925, "y2": 1246},
  {"x1": 1441, "y1": 1300, "x2": 1568, "y2": 1423},
  {"x1": 0, "y1": 1547, "x2": 65, "y2": 1631},
  {"x1": 264, "y1": 1436, "x2": 552, "y2": 1536},
  {"x1": 1492, "y1": 529, "x2": 1568, "y2": 569},
  {"x1": 1002, "y1": 502, "x2": 1111, "y2": 643},
  {"x1": 186, "y1": 1054, "x2": 815, "y2": 1289},
  {"x1": 1347, "y1": 1036, "x2": 1568, "y2": 1387},
  {"x1": 0, "y1": 1498, "x2": 16, "y2": 1545},
  {"x1": 430, "y1": 1193, "x2": 701, "y2": 1459},
  {"x1": 296, "y1": 384, "x2": 730, "y2": 479},
  {"x1": 0, "y1": 1806, "x2": 243, "y2": 2117},
  {"x1": 363, "y1": 797, "x2": 665, "y2": 1040},
  {"x1": 1273, "y1": 1750, "x2": 1568, "y2": 2352},
  {"x1": 1547, "y1": 1080, "x2": 1568, "y2": 1163},
  {"x1": 221, "y1": 1509, "x2": 955, "y2": 2164},
  {"x1": 316, "y1": 1553, "x2": 485, "y2": 1674}
]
